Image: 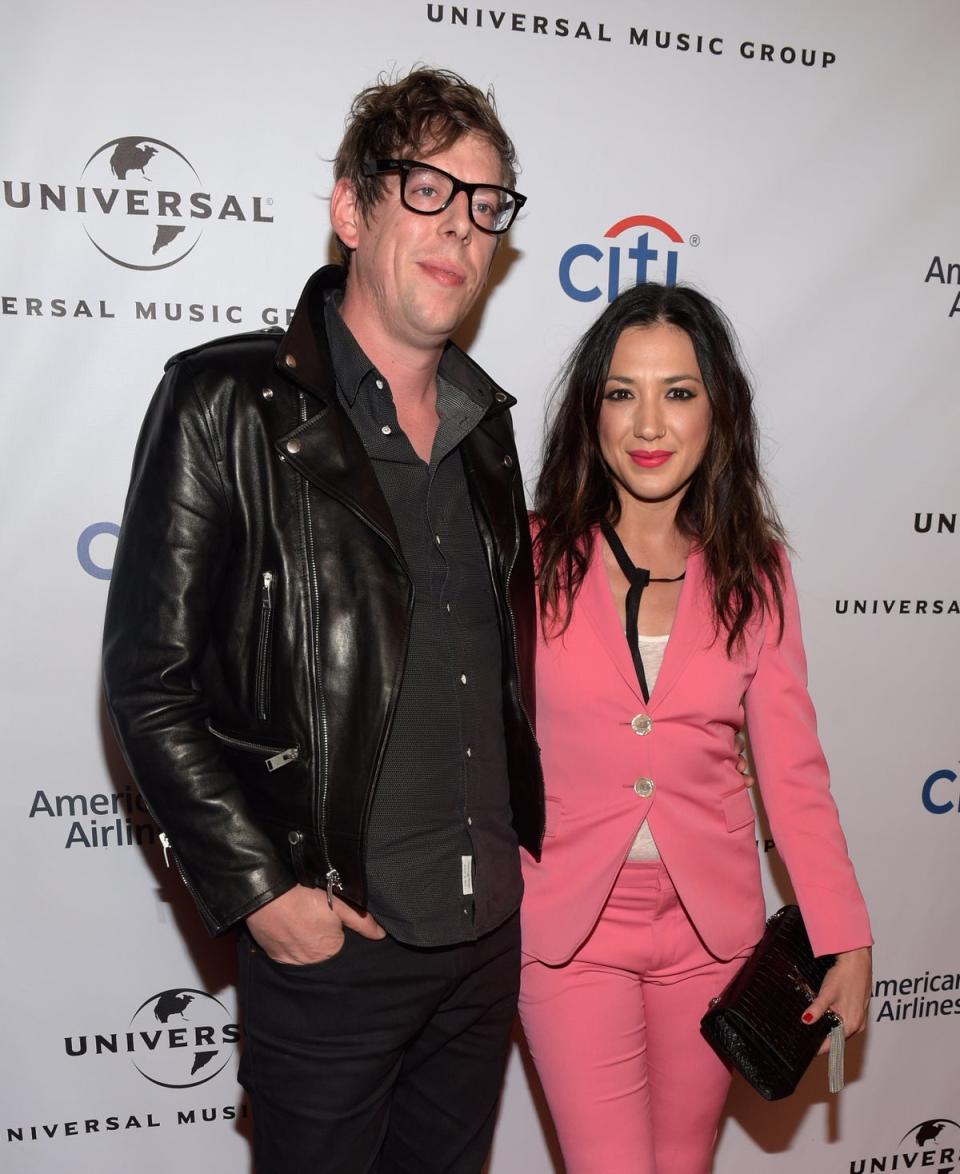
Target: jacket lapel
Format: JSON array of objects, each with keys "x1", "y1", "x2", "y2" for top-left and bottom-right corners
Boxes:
[
  {"x1": 271, "y1": 265, "x2": 404, "y2": 558},
  {"x1": 577, "y1": 532, "x2": 717, "y2": 711},
  {"x1": 578, "y1": 529, "x2": 645, "y2": 703},
  {"x1": 277, "y1": 406, "x2": 403, "y2": 559},
  {"x1": 460, "y1": 416, "x2": 519, "y2": 568},
  {"x1": 646, "y1": 546, "x2": 716, "y2": 712}
]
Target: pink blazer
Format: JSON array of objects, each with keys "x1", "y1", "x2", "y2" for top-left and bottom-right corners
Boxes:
[{"x1": 520, "y1": 530, "x2": 872, "y2": 965}]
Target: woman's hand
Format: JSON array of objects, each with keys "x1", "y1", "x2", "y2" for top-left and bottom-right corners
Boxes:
[
  {"x1": 802, "y1": 946, "x2": 872, "y2": 1052},
  {"x1": 735, "y1": 729, "x2": 753, "y2": 782}
]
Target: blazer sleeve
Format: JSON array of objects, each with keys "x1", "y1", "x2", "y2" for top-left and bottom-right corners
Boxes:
[
  {"x1": 102, "y1": 361, "x2": 295, "y2": 934},
  {"x1": 743, "y1": 553, "x2": 872, "y2": 957}
]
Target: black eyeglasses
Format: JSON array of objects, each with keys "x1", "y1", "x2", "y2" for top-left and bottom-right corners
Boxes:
[{"x1": 362, "y1": 158, "x2": 526, "y2": 235}]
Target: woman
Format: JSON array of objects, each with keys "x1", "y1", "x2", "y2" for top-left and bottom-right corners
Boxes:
[{"x1": 519, "y1": 283, "x2": 872, "y2": 1173}]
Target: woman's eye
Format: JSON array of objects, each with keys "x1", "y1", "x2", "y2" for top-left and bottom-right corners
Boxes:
[
  {"x1": 666, "y1": 387, "x2": 695, "y2": 400},
  {"x1": 603, "y1": 388, "x2": 632, "y2": 401}
]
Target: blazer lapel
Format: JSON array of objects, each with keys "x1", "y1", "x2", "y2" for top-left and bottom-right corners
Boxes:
[
  {"x1": 646, "y1": 546, "x2": 716, "y2": 712},
  {"x1": 578, "y1": 529, "x2": 645, "y2": 703},
  {"x1": 577, "y1": 533, "x2": 717, "y2": 712}
]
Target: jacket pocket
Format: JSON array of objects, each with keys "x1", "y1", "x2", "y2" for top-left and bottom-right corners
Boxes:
[
  {"x1": 255, "y1": 571, "x2": 276, "y2": 722},
  {"x1": 721, "y1": 785, "x2": 756, "y2": 832},
  {"x1": 207, "y1": 722, "x2": 299, "y2": 773}
]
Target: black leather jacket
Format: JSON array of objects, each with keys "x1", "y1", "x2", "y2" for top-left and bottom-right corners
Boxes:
[{"x1": 102, "y1": 266, "x2": 544, "y2": 934}]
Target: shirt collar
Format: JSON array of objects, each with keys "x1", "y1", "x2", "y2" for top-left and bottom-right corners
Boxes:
[
  {"x1": 323, "y1": 290, "x2": 375, "y2": 407},
  {"x1": 322, "y1": 287, "x2": 495, "y2": 411}
]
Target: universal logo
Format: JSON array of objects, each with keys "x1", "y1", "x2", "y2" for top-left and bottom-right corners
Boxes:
[
  {"x1": 915, "y1": 512, "x2": 957, "y2": 536},
  {"x1": 849, "y1": 1117, "x2": 960, "y2": 1173},
  {"x1": 2, "y1": 136, "x2": 273, "y2": 270},
  {"x1": 64, "y1": 988, "x2": 239, "y2": 1088},
  {"x1": 424, "y1": 7, "x2": 838, "y2": 68}
]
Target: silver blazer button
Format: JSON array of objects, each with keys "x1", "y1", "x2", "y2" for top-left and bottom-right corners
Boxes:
[
  {"x1": 633, "y1": 777, "x2": 655, "y2": 798},
  {"x1": 631, "y1": 714, "x2": 653, "y2": 736}
]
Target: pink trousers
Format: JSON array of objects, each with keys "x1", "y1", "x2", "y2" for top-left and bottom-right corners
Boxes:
[{"x1": 519, "y1": 862, "x2": 744, "y2": 1174}]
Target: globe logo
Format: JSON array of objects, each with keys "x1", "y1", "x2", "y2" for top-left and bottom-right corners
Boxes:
[
  {"x1": 900, "y1": 1118, "x2": 960, "y2": 1148},
  {"x1": 80, "y1": 137, "x2": 204, "y2": 271},
  {"x1": 128, "y1": 988, "x2": 238, "y2": 1088}
]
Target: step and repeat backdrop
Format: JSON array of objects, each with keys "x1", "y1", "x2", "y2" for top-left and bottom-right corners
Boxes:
[{"x1": 2, "y1": 1, "x2": 957, "y2": 1171}]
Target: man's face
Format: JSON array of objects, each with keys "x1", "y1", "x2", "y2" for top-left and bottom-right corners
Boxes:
[{"x1": 338, "y1": 133, "x2": 503, "y2": 354}]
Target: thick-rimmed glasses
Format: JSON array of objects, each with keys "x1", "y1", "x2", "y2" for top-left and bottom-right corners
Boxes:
[{"x1": 362, "y1": 158, "x2": 526, "y2": 234}]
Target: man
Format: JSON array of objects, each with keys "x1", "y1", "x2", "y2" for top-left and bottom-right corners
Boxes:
[{"x1": 102, "y1": 68, "x2": 543, "y2": 1173}]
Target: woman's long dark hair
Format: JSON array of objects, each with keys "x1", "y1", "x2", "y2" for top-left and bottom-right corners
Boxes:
[{"x1": 534, "y1": 282, "x2": 785, "y2": 653}]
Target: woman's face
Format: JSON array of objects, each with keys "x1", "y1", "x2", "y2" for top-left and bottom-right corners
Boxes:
[{"x1": 597, "y1": 323, "x2": 712, "y2": 511}]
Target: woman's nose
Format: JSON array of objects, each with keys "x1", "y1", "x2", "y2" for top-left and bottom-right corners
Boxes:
[{"x1": 633, "y1": 402, "x2": 665, "y2": 440}]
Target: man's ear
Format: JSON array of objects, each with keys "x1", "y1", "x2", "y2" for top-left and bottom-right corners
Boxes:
[{"x1": 330, "y1": 177, "x2": 362, "y2": 250}]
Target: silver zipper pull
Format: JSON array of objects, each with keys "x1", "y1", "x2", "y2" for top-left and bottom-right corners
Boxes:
[
  {"x1": 265, "y1": 747, "x2": 299, "y2": 772},
  {"x1": 262, "y1": 571, "x2": 273, "y2": 601},
  {"x1": 159, "y1": 832, "x2": 172, "y2": 868},
  {"x1": 325, "y1": 867, "x2": 341, "y2": 910}
]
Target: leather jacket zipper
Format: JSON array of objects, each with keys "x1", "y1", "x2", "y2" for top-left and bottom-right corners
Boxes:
[
  {"x1": 147, "y1": 821, "x2": 215, "y2": 929},
  {"x1": 207, "y1": 723, "x2": 299, "y2": 772},
  {"x1": 255, "y1": 571, "x2": 275, "y2": 721},
  {"x1": 503, "y1": 489, "x2": 537, "y2": 745},
  {"x1": 297, "y1": 393, "x2": 340, "y2": 904}
]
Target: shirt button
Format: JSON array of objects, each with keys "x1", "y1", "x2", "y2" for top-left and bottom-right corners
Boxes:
[
  {"x1": 467, "y1": 816, "x2": 473, "y2": 826},
  {"x1": 634, "y1": 777, "x2": 655, "y2": 798},
  {"x1": 283, "y1": 353, "x2": 297, "y2": 369},
  {"x1": 502, "y1": 454, "x2": 514, "y2": 469},
  {"x1": 460, "y1": 673, "x2": 468, "y2": 685},
  {"x1": 380, "y1": 424, "x2": 392, "y2": 435},
  {"x1": 466, "y1": 747, "x2": 472, "y2": 758},
  {"x1": 285, "y1": 438, "x2": 302, "y2": 455},
  {"x1": 631, "y1": 714, "x2": 653, "y2": 736},
  {"x1": 446, "y1": 602, "x2": 452, "y2": 613},
  {"x1": 435, "y1": 534, "x2": 442, "y2": 546},
  {"x1": 375, "y1": 378, "x2": 384, "y2": 390},
  {"x1": 261, "y1": 387, "x2": 274, "y2": 400}
]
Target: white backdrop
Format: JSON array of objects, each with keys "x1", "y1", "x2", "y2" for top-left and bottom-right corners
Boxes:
[{"x1": 2, "y1": 2, "x2": 958, "y2": 1171}]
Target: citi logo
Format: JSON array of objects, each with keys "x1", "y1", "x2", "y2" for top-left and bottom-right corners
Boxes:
[
  {"x1": 921, "y1": 769, "x2": 959, "y2": 815},
  {"x1": 559, "y1": 214, "x2": 691, "y2": 302},
  {"x1": 2, "y1": 136, "x2": 273, "y2": 271},
  {"x1": 77, "y1": 522, "x2": 118, "y2": 580}
]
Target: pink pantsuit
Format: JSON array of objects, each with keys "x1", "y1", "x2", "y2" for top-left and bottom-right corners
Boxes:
[{"x1": 519, "y1": 531, "x2": 871, "y2": 1172}]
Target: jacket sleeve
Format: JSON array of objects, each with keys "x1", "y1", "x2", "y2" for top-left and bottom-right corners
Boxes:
[
  {"x1": 743, "y1": 552, "x2": 873, "y2": 958},
  {"x1": 102, "y1": 361, "x2": 296, "y2": 933}
]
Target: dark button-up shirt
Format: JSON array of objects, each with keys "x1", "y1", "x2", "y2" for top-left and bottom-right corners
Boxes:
[{"x1": 323, "y1": 295, "x2": 521, "y2": 947}]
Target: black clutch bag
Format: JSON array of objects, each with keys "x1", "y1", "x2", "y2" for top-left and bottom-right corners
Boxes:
[{"x1": 700, "y1": 905, "x2": 844, "y2": 1101}]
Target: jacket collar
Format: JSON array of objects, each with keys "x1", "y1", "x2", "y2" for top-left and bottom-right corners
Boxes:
[
  {"x1": 276, "y1": 264, "x2": 516, "y2": 419},
  {"x1": 273, "y1": 266, "x2": 519, "y2": 560},
  {"x1": 577, "y1": 528, "x2": 716, "y2": 712}
]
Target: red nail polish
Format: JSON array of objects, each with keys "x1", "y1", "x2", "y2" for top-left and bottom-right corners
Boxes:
[{"x1": 802, "y1": 1012, "x2": 814, "y2": 1023}]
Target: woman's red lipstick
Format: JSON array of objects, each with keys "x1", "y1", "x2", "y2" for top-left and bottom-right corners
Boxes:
[{"x1": 628, "y1": 450, "x2": 672, "y2": 468}]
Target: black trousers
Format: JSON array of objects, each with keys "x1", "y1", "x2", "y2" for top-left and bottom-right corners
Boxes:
[{"x1": 236, "y1": 912, "x2": 520, "y2": 1174}]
